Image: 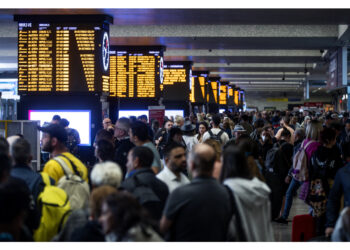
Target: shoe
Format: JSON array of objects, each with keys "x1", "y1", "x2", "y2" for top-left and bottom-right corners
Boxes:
[{"x1": 274, "y1": 217, "x2": 288, "y2": 224}]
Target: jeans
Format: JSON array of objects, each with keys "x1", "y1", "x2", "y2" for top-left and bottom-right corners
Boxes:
[{"x1": 281, "y1": 178, "x2": 302, "y2": 219}]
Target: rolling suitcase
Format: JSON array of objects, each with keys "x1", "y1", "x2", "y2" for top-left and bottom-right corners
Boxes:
[{"x1": 291, "y1": 214, "x2": 315, "y2": 241}]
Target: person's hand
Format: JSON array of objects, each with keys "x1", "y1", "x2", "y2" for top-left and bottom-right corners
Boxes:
[
  {"x1": 325, "y1": 227, "x2": 334, "y2": 237},
  {"x1": 285, "y1": 176, "x2": 292, "y2": 184}
]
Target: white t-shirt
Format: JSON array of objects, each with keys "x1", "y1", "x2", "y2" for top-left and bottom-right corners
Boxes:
[
  {"x1": 156, "y1": 166, "x2": 190, "y2": 193},
  {"x1": 202, "y1": 128, "x2": 229, "y2": 145},
  {"x1": 182, "y1": 135, "x2": 197, "y2": 152}
]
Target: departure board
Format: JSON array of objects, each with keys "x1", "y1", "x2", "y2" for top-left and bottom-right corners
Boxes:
[
  {"x1": 228, "y1": 86, "x2": 235, "y2": 106},
  {"x1": 16, "y1": 15, "x2": 111, "y2": 94},
  {"x1": 208, "y1": 77, "x2": 220, "y2": 104},
  {"x1": 190, "y1": 71, "x2": 209, "y2": 103},
  {"x1": 219, "y1": 84, "x2": 228, "y2": 105},
  {"x1": 162, "y1": 61, "x2": 192, "y2": 101},
  {"x1": 109, "y1": 46, "x2": 165, "y2": 98},
  {"x1": 234, "y1": 90, "x2": 239, "y2": 105}
]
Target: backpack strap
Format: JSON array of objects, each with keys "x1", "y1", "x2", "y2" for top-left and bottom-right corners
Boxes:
[
  {"x1": 224, "y1": 185, "x2": 247, "y2": 241},
  {"x1": 54, "y1": 156, "x2": 73, "y2": 178},
  {"x1": 40, "y1": 172, "x2": 51, "y2": 186},
  {"x1": 56, "y1": 154, "x2": 81, "y2": 177},
  {"x1": 217, "y1": 130, "x2": 225, "y2": 138},
  {"x1": 208, "y1": 130, "x2": 214, "y2": 137},
  {"x1": 303, "y1": 140, "x2": 314, "y2": 150}
]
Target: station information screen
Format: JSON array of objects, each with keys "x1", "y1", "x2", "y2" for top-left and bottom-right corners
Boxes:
[
  {"x1": 228, "y1": 87, "x2": 234, "y2": 106},
  {"x1": 190, "y1": 71, "x2": 208, "y2": 103},
  {"x1": 162, "y1": 62, "x2": 191, "y2": 101},
  {"x1": 17, "y1": 20, "x2": 110, "y2": 93},
  {"x1": 207, "y1": 81, "x2": 218, "y2": 104},
  {"x1": 109, "y1": 46, "x2": 164, "y2": 98},
  {"x1": 219, "y1": 84, "x2": 228, "y2": 105},
  {"x1": 234, "y1": 90, "x2": 239, "y2": 106}
]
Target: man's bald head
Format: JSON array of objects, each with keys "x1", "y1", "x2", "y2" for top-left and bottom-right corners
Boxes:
[{"x1": 188, "y1": 144, "x2": 216, "y2": 176}]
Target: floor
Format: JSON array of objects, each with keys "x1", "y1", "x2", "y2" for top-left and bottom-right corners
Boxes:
[{"x1": 272, "y1": 196, "x2": 310, "y2": 241}]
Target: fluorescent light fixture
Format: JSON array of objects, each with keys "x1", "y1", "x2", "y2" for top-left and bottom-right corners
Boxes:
[{"x1": 0, "y1": 63, "x2": 18, "y2": 69}]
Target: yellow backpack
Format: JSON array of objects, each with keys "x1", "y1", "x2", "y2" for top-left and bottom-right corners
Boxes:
[{"x1": 33, "y1": 172, "x2": 71, "y2": 242}]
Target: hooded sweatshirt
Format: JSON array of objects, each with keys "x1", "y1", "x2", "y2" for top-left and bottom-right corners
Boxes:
[{"x1": 224, "y1": 177, "x2": 274, "y2": 241}]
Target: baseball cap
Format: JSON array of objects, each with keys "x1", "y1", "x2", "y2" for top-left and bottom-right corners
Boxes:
[
  {"x1": 37, "y1": 124, "x2": 68, "y2": 143},
  {"x1": 233, "y1": 125, "x2": 246, "y2": 132}
]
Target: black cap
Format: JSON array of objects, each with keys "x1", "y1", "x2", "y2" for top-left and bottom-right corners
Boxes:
[{"x1": 38, "y1": 124, "x2": 68, "y2": 143}]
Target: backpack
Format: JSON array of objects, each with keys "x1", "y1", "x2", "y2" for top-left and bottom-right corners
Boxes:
[
  {"x1": 292, "y1": 140, "x2": 314, "y2": 182},
  {"x1": 33, "y1": 172, "x2": 71, "y2": 242},
  {"x1": 54, "y1": 154, "x2": 90, "y2": 211},
  {"x1": 208, "y1": 129, "x2": 225, "y2": 144},
  {"x1": 264, "y1": 142, "x2": 288, "y2": 175},
  {"x1": 128, "y1": 174, "x2": 162, "y2": 220}
]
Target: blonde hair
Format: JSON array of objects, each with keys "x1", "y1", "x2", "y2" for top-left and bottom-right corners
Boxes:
[
  {"x1": 203, "y1": 139, "x2": 222, "y2": 161},
  {"x1": 305, "y1": 120, "x2": 323, "y2": 141}
]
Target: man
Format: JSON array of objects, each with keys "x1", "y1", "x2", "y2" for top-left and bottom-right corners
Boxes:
[
  {"x1": 129, "y1": 121, "x2": 162, "y2": 174},
  {"x1": 275, "y1": 116, "x2": 295, "y2": 144},
  {"x1": 155, "y1": 120, "x2": 174, "y2": 158},
  {"x1": 240, "y1": 114, "x2": 254, "y2": 135},
  {"x1": 121, "y1": 146, "x2": 169, "y2": 220},
  {"x1": 59, "y1": 118, "x2": 81, "y2": 155},
  {"x1": 10, "y1": 138, "x2": 44, "y2": 203},
  {"x1": 160, "y1": 144, "x2": 231, "y2": 241},
  {"x1": 138, "y1": 114, "x2": 154, "y2": 140},
  {"x1": 202, "y1": 114, "x2": 229, "y2": 145},
  {"x1": 38, "y1": 124, "x2": 88, "y2": 184},
  {"x1": 51, "y1": 115, "x2": 61, "y2": 125},
  {"x1": 102, "y1": 118, "x2": 113, "y2": 131},
  {"x1": 113, "y1": 117, "x2": 135, "y2": 178},
  {"x1": 156, "y1": 142, "x2": 190, "y2": 193}
]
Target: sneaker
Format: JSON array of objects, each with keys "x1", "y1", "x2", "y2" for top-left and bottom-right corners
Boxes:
[{"x1": 274, "y1": 217, "x2": 288, "y2": 224}]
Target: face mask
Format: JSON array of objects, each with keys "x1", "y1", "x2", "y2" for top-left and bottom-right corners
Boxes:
[{"x1": 261, "y1": 135, "x2": 266, "y2": 142}]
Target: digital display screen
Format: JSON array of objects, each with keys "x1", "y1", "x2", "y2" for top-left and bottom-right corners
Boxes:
[
  {"x1": 207, "y1": 80, "x2": 218, "y2": 104},
  {"x1": 0, "y1": 79, "x2": 20, "y2": 100},
  {"x1": 162, "y1": 62, "x2": 191, "y2": 101},
  {"x1": 219, "y1": 109, "x2": 225, "y2": 113},
  {"x1": 17, "y1": 21, "x2": 110, "y2": 93},
  {"x1": 109, "y1": 46, "x2": 164, "y2": 98},
  {"x1": 219, "y1": 85, "x2": 228, "y2": 105},
  {"x1": 118, "y1": 109, "x2": 184, "y2": 120},
  {"x1": 190, "y1": 72, "x2": 208, "y2": 103},
  {"x1": 234, "y1": 90, "x2": 239, "y2": 106},
  {"x1": 28, "y1": 110, "x2": 91, "y2": 146}
]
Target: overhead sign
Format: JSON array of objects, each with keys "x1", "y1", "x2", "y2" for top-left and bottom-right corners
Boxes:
[
  {"x1": 109, "y1": 46, "x2": 165, "y2": 98},
  {"x1": 15, "y1": 15, "x2": 111, "y2": 93}
]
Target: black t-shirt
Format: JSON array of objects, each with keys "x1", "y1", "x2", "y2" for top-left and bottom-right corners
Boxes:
[
  {"x1": 114, "y1": 138, "x2": 135, "y2": 178},
  {"x1": 164, "y1": 176, "x2": 231, "y2": 242}
]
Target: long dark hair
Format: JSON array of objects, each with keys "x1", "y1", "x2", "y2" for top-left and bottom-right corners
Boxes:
[
  {"x1": 220, "y1": 145, "x2": 252, "y2": 183},
  {"x1": 104, "y1": 191, "x2": 158, "y2": 241}
]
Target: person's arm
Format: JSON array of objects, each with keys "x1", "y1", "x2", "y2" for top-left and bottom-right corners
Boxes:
[
  {"x1": 275, "y1": 128, "x2": 282, "y2": 140},
  {"x1": 160, "y1": 215, "x2": 173, "y2": 235}
]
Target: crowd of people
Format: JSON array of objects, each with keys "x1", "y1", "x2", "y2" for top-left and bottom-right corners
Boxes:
[{"x1": 0, "y1": 109, "x2": 350, "y2": 242}]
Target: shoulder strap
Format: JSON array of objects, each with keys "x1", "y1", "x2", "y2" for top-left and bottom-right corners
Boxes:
[
  {"x1": 40, "y1": 172, "x2": 51, "y2": 186},
  {"x1": 224, "y1": 185, "x2": 247, "y2": 241},
  {"x1": 54, "y1": 156, "x2": 73, "y2": 178},
  {"x1": 303, "y1": 140, "x2": 314, "y2": 150},
  {"x1": 208, "y1": 130, "x2": 214, "y2": 136},
  {"x1": 217, "y1": 130, "x2": 224, "y2": 137},
  {"x1": 57, "y1": 154, "x2": 81, "y2": 177}
]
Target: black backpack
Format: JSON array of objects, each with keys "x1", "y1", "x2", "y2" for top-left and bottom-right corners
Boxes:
[
  {"x1": 265, "y1": 142, "x2": 288, "y2": 175},
  {"x1": 128, "y1": 175, "x2": 162, "y2": 220},
  {"x1": 208, "y1": 129, "x2": 225, "y2": 144}
]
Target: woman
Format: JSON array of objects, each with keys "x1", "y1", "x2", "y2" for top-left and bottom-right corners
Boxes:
[
  {"x1": 98, "y1": 192, "x2": 163, "y2": 242},
  {"x1": 194, "y1": 122, "x2": 208, "y2": 144},
  {"x1": 276, "y1": 120, "x2": 322, "y2": 224},
  {"x1": 220, "y1": 145, "x2": 274, "y2": 241},
  {"x1": 203, "y1": 139, "x2": 222, "y2": 180},
  {"x1": 308, "y1": 127, "x2": 343, "y2": 235}
]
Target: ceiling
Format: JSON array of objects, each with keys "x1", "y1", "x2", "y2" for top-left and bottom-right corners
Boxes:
[{"x1": 1, "y1": 8, "x2": 350, "y2": 97}]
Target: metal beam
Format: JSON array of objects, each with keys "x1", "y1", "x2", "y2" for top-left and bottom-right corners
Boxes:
[
  {"x1": 110, "y1": 25, "x2": 338, "y2": 37},
  {"x1": 193, "y1": 63, "x2": 314, "y2": 68},
  {"x1": 164, "y1": 49, "x2": 323, "y2": 57}
]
